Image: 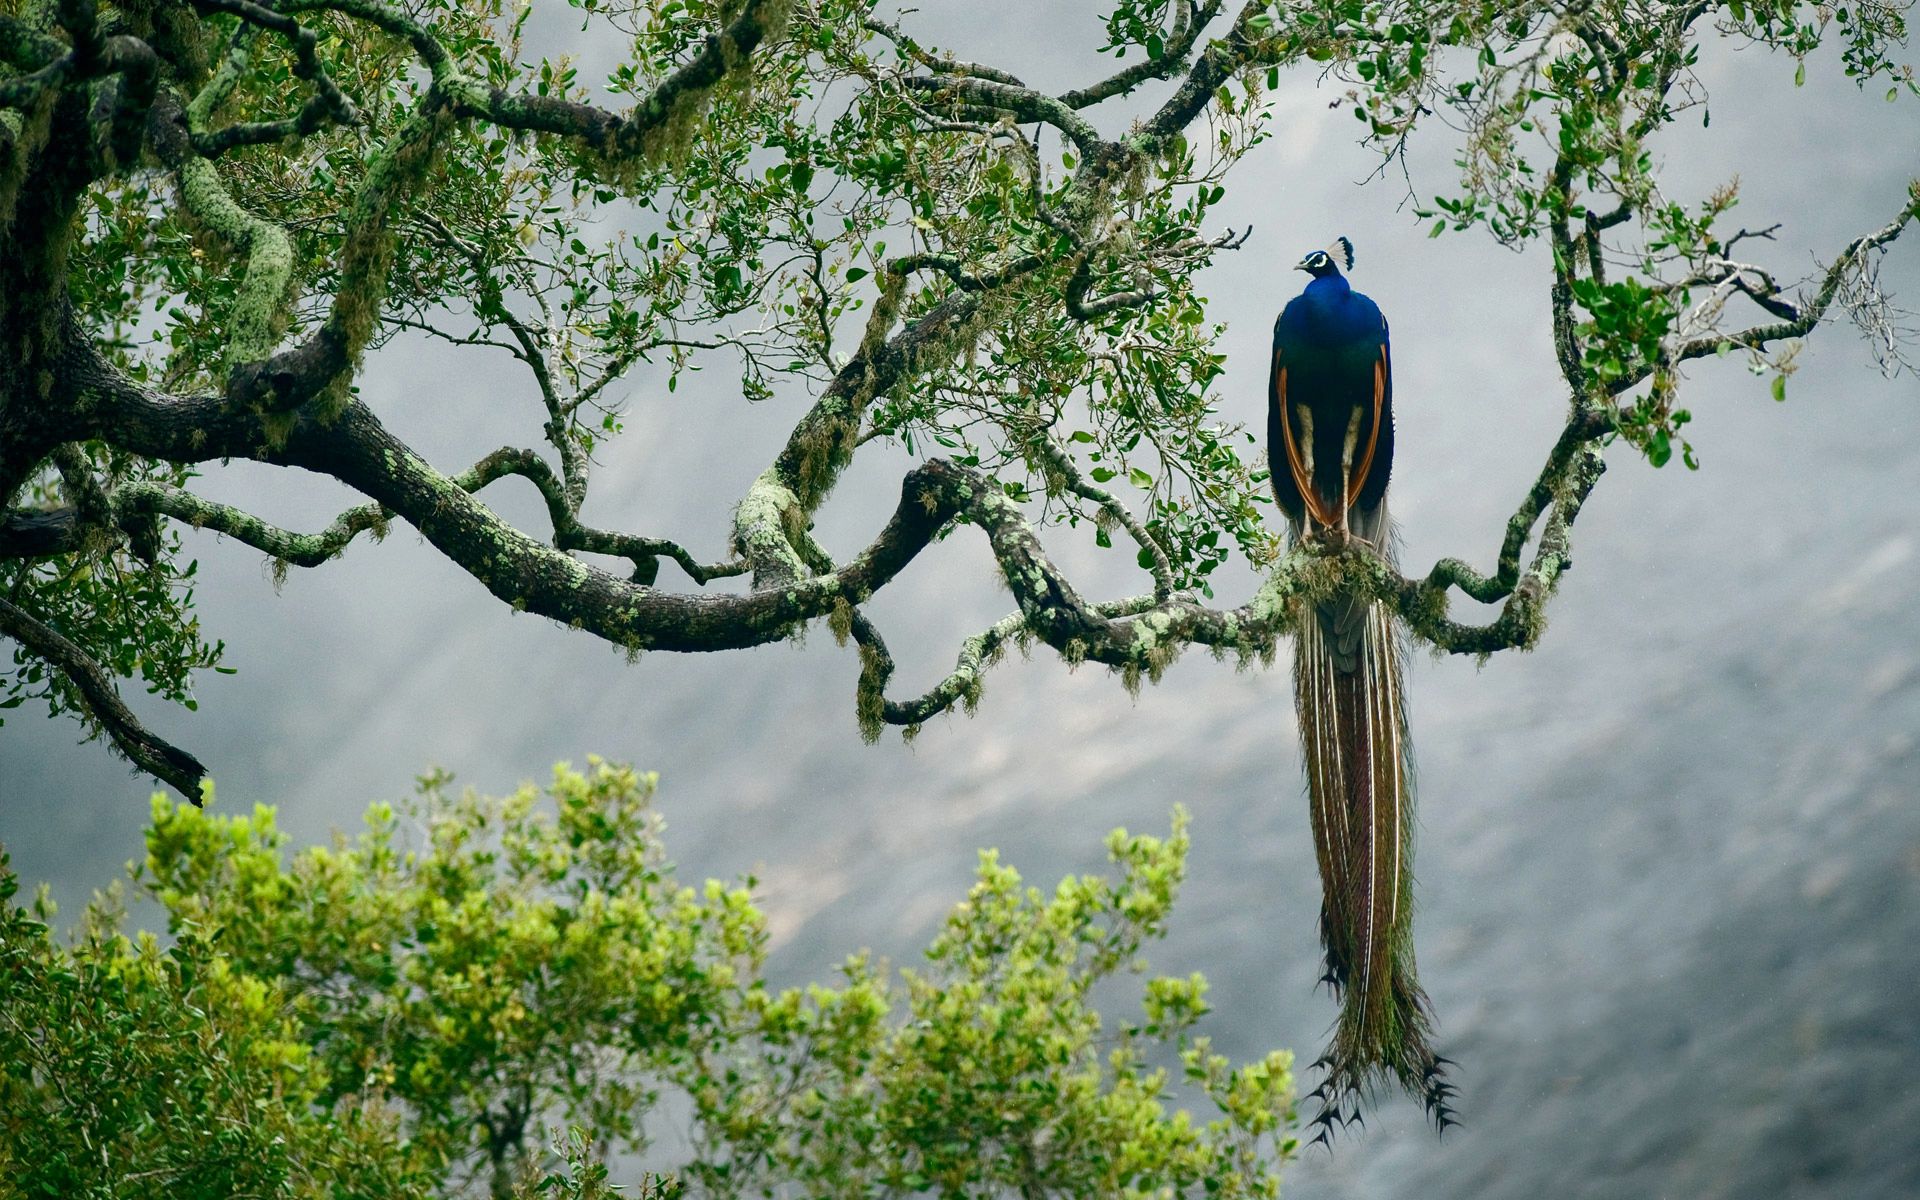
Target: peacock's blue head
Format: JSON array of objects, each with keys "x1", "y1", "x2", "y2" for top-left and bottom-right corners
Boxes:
[{"x1": 1296, "y1": 236, "x2": 1355, "y2": 279}]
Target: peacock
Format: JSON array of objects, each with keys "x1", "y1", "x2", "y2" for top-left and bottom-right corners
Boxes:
[{"x1": 1267, "y1": 236, "x2": 1454, "y2": 1139}]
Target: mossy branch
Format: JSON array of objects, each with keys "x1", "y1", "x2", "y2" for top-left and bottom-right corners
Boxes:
[
  {"x1": 171, "y1": 157, "x2": 294, "y2": 364},
  {"x1": 113, "y1": 479, "x2": 388, "y2": 568},
  {"x1": 146, "y1": 89, "x2": 295, "y2": 369},
  {"x1": 898, "y1": 74, "x2": 1104, "y2": 155},
  {"x1": 183, "y1": 4, "x2": 359, "y2": 157},
  {"x1": 1425, "y1": 408, "x2": 1611, "y2": 605}
]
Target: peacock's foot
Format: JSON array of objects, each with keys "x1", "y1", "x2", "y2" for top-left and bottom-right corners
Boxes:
[{"x1": 1310, "y1": 525, "x2": 1352, "y2": 551}]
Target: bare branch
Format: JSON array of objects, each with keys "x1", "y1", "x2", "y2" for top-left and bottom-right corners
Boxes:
[
  {"x1": 862, "y1": 17, "x2": 1029, "y2": 87},
  {"x1": 1667, "y1": 188, "x2": 1920, "y2": 373}
]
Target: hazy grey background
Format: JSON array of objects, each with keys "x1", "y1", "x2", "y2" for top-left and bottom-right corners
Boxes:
[{"x1": 5, "y1": 6, "x2": 1919, "y2": 1198}]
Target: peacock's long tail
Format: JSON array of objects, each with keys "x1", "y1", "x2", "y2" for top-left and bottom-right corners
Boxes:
[{"x1": 1292, "y1": 521, "x2": 1454, "y2": 1140}]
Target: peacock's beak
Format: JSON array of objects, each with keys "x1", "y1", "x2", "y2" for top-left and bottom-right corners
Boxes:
[{"x1": 1294, "y1": 258, "x2": 1313, "y2": 273}]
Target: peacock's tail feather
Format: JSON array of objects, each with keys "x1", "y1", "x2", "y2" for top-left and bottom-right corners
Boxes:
[{"x1": 1291, "y1": 524, "x2": 1454, "y2": 1141}]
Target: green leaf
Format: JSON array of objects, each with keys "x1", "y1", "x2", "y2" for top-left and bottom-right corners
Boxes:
[{"x1": 1647, "y1": 428, "x2": 1672, "y2": 467}]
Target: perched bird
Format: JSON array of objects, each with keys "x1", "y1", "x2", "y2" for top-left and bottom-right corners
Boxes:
[{"x1": 1268, "y1": 237, "x2": 1453, "y2": 1137}]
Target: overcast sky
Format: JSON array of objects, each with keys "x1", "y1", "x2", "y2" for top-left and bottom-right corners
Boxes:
[{"x1": 5, "y1": 6, "x2": 1919, "y2": 1197}]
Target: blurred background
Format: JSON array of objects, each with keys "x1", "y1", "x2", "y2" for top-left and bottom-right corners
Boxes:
[{"x1": 4, "y1": 6, "x2": 1917, "y2": 1198}]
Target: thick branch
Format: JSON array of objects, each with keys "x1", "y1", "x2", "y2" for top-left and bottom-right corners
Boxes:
[
  {"x1": 0, "y1": 507, "x2": 85, "y2": 558},
  {"x1": 115, "y1": 390, "x2": 982, "y2": 654}
]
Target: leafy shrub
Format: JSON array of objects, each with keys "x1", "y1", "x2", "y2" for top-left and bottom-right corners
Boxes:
[{"x1": 0, "y1": 760, "x2": 1296, "y2": 1198}]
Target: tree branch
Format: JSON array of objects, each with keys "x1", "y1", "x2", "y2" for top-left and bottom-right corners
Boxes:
[
  {"x1": 1132, "y1": 0, "x2": 1270, "y2": 150},
  {"x1": 113, "y1": 481, "x2": 389, "y2": 569},
  {"x1": 862, "y1": 16, "x2": 1028, "y2": 87},
  {"x1": 151, "y1": 91, "x2": 296, "y2": 367},
  {"x1": 293, "y1": 0, "x2": 794, "y2": 167},
  {"x1": 185, "y1": 0, "x2": 359, "y2": 157},
  {"x1": 1666, "y1": 186, "x2": 1920, "y2": 373},
  {"x1": 1059, "y1": 0, "x2": 1224, "y2": 110},
  {"x1": 0, "y1": 507, "x2": 84, "y2": 559},
  {"x1": 1424, "y1": 407, "x2": 1611, "y2": 604},
  {"x1": 898, "y1": 74, "x2": 1104, "y2": 155},
  {"x1": 0, "y1": 593, "x2": 207, "y2": 798}
]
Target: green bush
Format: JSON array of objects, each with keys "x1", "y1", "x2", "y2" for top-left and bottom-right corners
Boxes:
[{"x1": 0, "y1": 760, "x2": 1295, "y2": 1198}]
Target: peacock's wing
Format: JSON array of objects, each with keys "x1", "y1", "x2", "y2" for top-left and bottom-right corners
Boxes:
[{"x1": 1267, "y1": 308, "x2": 1393, "y2": 538}]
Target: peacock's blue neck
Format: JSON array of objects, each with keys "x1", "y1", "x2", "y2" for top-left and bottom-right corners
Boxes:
[
  {"x1": 1276, "y1": 270, "x2": 1383, "y2": 352},
  {"x1": 1304, "y1": 273, "x2": 1351, "y2": 301}
]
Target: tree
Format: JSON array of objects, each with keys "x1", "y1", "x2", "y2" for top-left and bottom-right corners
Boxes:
[
  {"x1": 0, "y1": 0, "x2": 1915, "y2": 794},
  {"x1": 0, "y1": 759, "x2": 1297, "y2": 1198}
]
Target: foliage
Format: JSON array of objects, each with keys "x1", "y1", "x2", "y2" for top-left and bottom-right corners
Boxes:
[
  {"x1": 0, "y1": 759, "x2": 1297, "y2": 1197},
  {"x1": 0, "y1": 866, "x2": 433, "y2": 1198},
  {"x1": 0, "y1": 448, "x2": 227, "y2": 728}
]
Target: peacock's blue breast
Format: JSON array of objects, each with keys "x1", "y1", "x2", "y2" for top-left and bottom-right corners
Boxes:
[{"x1": 1274, "y1": 281, "x2": 1388, "y2": 358}]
